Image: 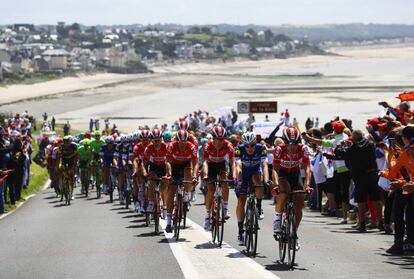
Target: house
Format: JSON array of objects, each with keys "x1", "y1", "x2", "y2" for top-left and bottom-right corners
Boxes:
[
  {"x1": 35, "y1": 57, "x2": 50, "y2": 71},
  {"x1": 0, "y1": 49, "x2": 11, "y2": 63},
  {"x1": 41, "y1": 49, "x2": 70, "y2": 70},
  {"x1": 231, "y1": 43, "x2": 251, "y2": 55}
]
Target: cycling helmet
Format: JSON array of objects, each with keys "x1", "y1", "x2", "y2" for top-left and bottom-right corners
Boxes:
[
  {"x1": 282, "y1": 127, "x2": 300, "y2": 144},
  {"x1": 211, "y1": 126, "x2": 226, "y2": 138},
  {"x1": 115, "y1": 137, "x2": 121, "y2": 144},
  {"x1": 241, "y1": 132, "x2": 256, "y2": 145},
  {"x1": 120, "y1": 134, "x2": 127, "y2": 143},
  {"x1": 179, "y1": 120, "x2": 189, "y2": 131},
  {"x1": 63, "y1": 135, "x2": 70, "y2": 142},
  {"x1": 176, "y1": 129, "x2": 189, "y2": 142},
  {"x1": 84, "y1": 132, "x2": 91, "y2": 139},
  {"x1": 151, "y1": 129, "x2": 162, "y2": 139},
  {"x1": 82, "y1": 139, "x2": 91, "y2": 146},
  {"x1": 72, "y1": 137, "x2": 80, "y2": 144},
  {"x1": 78, "y1": 132, "x2": 84, "y2": 139},
  {"x1": 94, "y1": 131, "x2": 101, "y2": 137},
  {"x1": 105, "y1": 136, "x2": 114, "y2": 144},
  {"x1": 112, "y1": 133, "x2": 118, "y2": 139},
  {"x1": 132, "y1": 132, "x2": 140, "y2": 141},
  {"x1": 163, "y1": 132, "x2": 172, "y2": 142},
  {"x1": 141, "y1": 129, "x2": 150, "y2": 139},
  {"x1": 55, "y1": 137, "x2": 63, "y2": 145}
]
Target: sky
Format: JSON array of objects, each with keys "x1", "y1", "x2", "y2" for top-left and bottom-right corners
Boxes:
[{"x1": 1, "y1": 0, "x2": 413, "y2": 26}]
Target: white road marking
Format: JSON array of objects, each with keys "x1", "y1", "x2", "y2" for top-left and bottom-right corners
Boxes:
[{"x1": 160, "y1": 217, "x2": 280, "y2": 279}]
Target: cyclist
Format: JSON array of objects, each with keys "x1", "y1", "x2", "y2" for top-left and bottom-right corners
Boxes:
[
  {"x1": 234, "y1": 132, "x2": 270, "y2": 245},
  {"x1": 133, "y1": 130, "x2": 151, "y2": 213},
  {"x1": 202, "y1": 126, "x2": 236, "y2": 230},
  {"x1": 273, "y1": 127, "x2": 311, "y2": 251},
  {"x1": 143, "y1": 129, "x2": 171, "y2": 216},
  {"x1": 90, "y1": 131, "x2": 105, "y2": 189},
  {"x1": 56, "y1": 136, "x2": 79, "y2": 200},
  {"x1": 101, "y1": 136, "x2": 117, "y2": 197},
  {"x1": 47, "y1": 137, "x2": 61, "y2": 198},
  {"x1": 179, "y1": 120, "x2": 199, "y2": 147},
  {"x1": 78, "y1": 139, "x2": 93, "y2": 194},
  {"x1": 165, "y1": 130, "x2": 199, "y2": 233}
]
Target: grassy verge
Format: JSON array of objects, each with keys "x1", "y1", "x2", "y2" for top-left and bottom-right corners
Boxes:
[{"x1": 4, "y1": 140, "x2": 49, "y2": 212}]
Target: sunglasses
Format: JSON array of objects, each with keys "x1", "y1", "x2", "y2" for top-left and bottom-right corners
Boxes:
[{"x1": 245, "y1": 144, "x2": 255, "y2": 148}]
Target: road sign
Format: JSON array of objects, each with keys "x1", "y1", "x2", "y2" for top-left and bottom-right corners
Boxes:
[
  {"x1": 237, "y1": 102, "x2": 250, "y2": 113},
  {"x1": 237, "y1": 101, "x2": 278, "y2": 113}
]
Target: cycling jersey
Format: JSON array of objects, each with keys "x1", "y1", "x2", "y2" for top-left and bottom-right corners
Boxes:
[
  {"x1": 273, "y1": 143, "x2": 310, "y2": 173},
  {"x1": 46, "y1": 145, "x2": 58, "y2": 168},
  {"x1": 235, "y1": 144, "x2": 267, "y2": 171},
  {"x1": 235, "y1": 143, "x2": 267, "y2": 196},
  {"x1": 100, "y1": 144, "x2": 116, "y2": 167},
  {"x1": 90, "y1": 138, "x2": 105, "y2": 160},
  {"x1": 203, "y1": 140, "x2": 234, "y2": 163},
  {"x1": 167, "y1": 141, "x2": 198, "y2": 165},
  {"x1": 144, "y1": 142, "x2": 168, "y2": 165},
  {"x1": 114, "y1": 143, "x2": 129, "y2": 170},
  {"x1": 133, "y1": 142, "x2": 149, "y2": 161},
  {"x1": 59, "y1": 143, "x2": 78, "y2": 168},
  {"x1": 77, "y1": 146, "x2": 92, "y2": 168}
]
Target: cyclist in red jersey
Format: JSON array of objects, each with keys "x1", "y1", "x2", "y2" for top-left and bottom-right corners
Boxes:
[
  {"x1": 179, "y1": 120, "x2": 199, "y2": 147},
  {"x1": 273, "y1": 127, "x2": 311, "y2": 250},
  {"x1": 165, "y1": 129, "x2": 199, "y2": 233},
  {"x1": 202, "y1": 126, "x2": 236, "y2": 230},
  {"x1": 133, "y1": 130, "x2": 151, "y2": 214},
  {"x1": 143, "y1": 129, "x2": 171, "y2": 217}
]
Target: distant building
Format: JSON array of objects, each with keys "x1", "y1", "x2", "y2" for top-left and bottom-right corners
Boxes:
[
  {"x1": 0, "y1": 49, "x2": 11, "y2": 63},
  {"x1": 41, "y1": 49, "x2": 70, "y2": 70}
]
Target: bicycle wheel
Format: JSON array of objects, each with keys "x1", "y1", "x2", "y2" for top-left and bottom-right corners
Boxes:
[
  {"x1": 287, "y1": 207, "x2": 297, "y2": 268},
  {"x1": 154, "y1": 192, "x2": 160, "y2": 234},
  {"x1": 278, "y1": 212, "x2": 287, "y2": 262},
  {"x1": 83, "y1": 169, "x2": 89, "y2": 197},
  {"x1": 217, "y1": 198, "x2": 225, "y2": 247},
  {"x1": 211, "y1": 199, "x2": 217, "y2": 243},
  {"x1": 174, "y1": 194, "x2": 183, "y2": 240},
  {"x1": 244, "y1": 202, "x2": 251, "y2": 249},
  {"x1": 250, "y1": 203, "x2": 258, "y2": 256},
  {"x1": 65, "y1": 175, "x2": 71, "y2": 205},
  {"x1": 182, "y1": 202, "x2": 187, "y2": 229},
  {"x1": 109, "y1": 174, "x2": 114, "y2": 203}
]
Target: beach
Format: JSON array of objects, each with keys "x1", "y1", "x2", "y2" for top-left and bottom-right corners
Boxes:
[{"x1": 1, "y1": 44, "x2": 414, "y2": 132}]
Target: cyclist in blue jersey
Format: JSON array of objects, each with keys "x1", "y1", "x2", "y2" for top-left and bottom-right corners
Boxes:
[
  {"x1": 100, "y1": 136, "x2": 116, "y2": 195},
  {"x1": 234, "y1": 132, "x2": 271, "y2": 245}
]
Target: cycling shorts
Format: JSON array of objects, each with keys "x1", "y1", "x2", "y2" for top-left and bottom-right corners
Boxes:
[
  {"x1": 171, "y1": 162, "x2": 191, "y2": 184},
  {"x1": 235, "y1": 166, "x2": 263, "y2": 197},
  {"x1": 207, "y1": 162, "x2": 227, "y2": 180},
  {"x1": 148, "y1": 163, "x2": 166, "y2": 178},
  {"x1": 278, "y1": 170, "x2": 303, "y2": 190}
]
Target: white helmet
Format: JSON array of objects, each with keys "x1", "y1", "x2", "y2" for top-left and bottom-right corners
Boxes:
[
  {"x1": 115, "y1": 137, "x2": 121, "y2": 143},
  {"x1": 120, "y1": 134, "x2": 127, "y2": 143},
  {"x1": 241, "y1": 132, "x2": 256, "y2": 145},
  {"x1": 105, "y1": 136, "x2": 114, "y2": 143}
]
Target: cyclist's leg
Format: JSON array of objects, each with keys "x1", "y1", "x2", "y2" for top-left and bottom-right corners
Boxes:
[
  {"x1": 103, "y1": 166, "x2": 109, "y2": 193},
  {"x1": 183, "y1": 166, "x2": 193, "y2": 203},
  {"x1": 252, "y1": 172, "x2": 264, "y2": 218},
  {"x1": 146, "y1": 172, "x2": 157, "y2": 212},
  {"x1": 236, "y1": 171, "x2": 248, "y2": 240},
  {"x1": 274, "y1": 176, "x2": 291, "y2": 232},
  {"x1": 117, "y1": 169, "x2": 125, "y2": 202},
  {"x1": 292, "y1": 173, "x2": 305, "y2": 230}
]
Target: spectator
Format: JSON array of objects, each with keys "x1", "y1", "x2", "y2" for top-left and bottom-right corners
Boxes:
[
  {"x1": 95, "y1": 119, "x2": 100, "y2": 131},
  {"x1": 105, "y1": 118, "x2": 110, "y2": 130},
  {"x1": 89, "y1": 118, "x2": 94, "y2": 132},
  {"x1": 63, "y1": 121, "x2": 70, "y2": 136},
  {"x1": 42, "y1": 112, "x2": 48, "y2": 121},
  {"x1": 305, "y1": 117, "x2": 312, "y2": 130},
  {"x1": 264, "y1": 115, "x2": 270, "y2": 122},
  {"x1": 51, "y1": 116, "x2": 56, "y2": 131}
]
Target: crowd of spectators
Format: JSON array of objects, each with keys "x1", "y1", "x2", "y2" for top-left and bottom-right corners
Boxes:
[{"x1": 0, "y1": 112, "x2": 35, "y2": 214}]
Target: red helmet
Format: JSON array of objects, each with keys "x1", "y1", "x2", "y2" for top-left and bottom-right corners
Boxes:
[
  {"x1": 150, "y1": 129, "x2": 162, "y2": 139},
  {"x1": 112, "y1": 133, "x2": 118, "y2": 139},
  {"x1": 55, "y1": 137, "x2": 63, "y2": 145},
  {"x1": 211, "y1": 126, "x2": 226, "y2": 138},
  {"x1": 176, "y1": 129, "x2": 189, "y2": 141},
  {"x1": 141, "y1": 129, "x2": 150, "y2": 139},
  {"x1": 283, "y1": 127, "x2": 300, "y2": 144},
  {"x1": 84, "y1": 132, "x2": 91, "y2": 139},
  {"x1": 179, "y1": 120, "x2": 189, "y2": 131}
]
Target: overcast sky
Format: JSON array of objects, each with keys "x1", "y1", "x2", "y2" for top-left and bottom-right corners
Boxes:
[{"x1": 1, "y1": 0, "x2": 413, "y2": 26}]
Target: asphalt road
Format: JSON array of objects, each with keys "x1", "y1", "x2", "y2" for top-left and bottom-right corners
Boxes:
[{"x1": 1, "y1": 184, "x2": 413, "y2": 279}]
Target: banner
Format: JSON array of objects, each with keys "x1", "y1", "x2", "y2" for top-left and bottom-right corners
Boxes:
[
  {"x1": 252, "y1": 121, "x2": 284, "y2": 139},
  {"x1": 396, "y1": 92, "x2": 414, "y2": 102}
]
